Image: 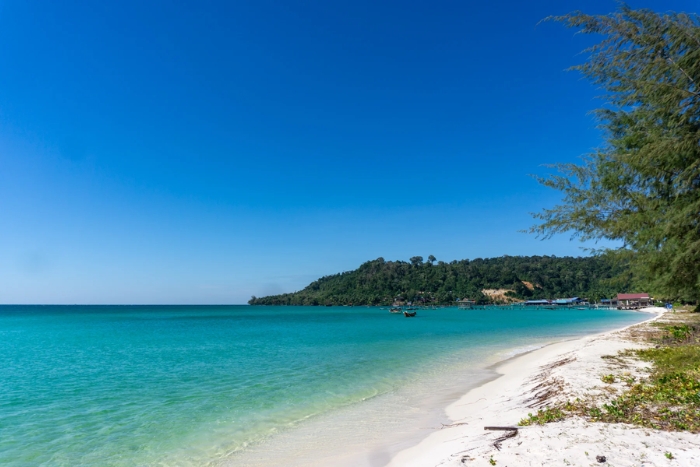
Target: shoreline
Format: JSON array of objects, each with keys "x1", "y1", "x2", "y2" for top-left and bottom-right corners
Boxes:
[
  {"x1": 478, "y1": 307, "x2": 665, "y2": 373},
  {"x1": 223, "y1": 308, "x2": 653, "y2": 467},
  {"x1": 386, "y1": 307, "x2": 698, "y2": 467}
]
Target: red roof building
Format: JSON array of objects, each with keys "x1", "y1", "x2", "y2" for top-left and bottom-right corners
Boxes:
[
  {"x1": 616, "y1": 293, "x2": 652, "y2": 309},
  {"x1": 617, "y1": 293, "x2": 650, "y2": 300}
]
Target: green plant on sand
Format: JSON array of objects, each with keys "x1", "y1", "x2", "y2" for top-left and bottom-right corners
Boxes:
[
  {"x1": 518, "y1": 407, "x2": 566, "y2": 426},
  {"x1": 522, "y1": 319, "x2": 700, "y2": 432}
]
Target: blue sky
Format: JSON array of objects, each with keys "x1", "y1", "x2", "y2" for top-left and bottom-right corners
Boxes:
[{"x1": 1, "y1": 0, "x2": 695, "y2": 304}]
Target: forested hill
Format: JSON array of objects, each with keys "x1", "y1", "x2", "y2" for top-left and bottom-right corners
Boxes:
[{"x1": 248, "y1": 255, "x2": 632, "y2": 306}]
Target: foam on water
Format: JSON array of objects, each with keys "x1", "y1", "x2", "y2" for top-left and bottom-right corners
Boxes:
[
  {"x1": 496, "y1": 343, "x2": 549, "y2": 360},
  {"x1": 0, "y1": 305, "x2": 650, "y2": 466}
]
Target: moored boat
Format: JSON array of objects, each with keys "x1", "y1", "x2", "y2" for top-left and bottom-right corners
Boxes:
[
  {"x1": 403, "y1": 311, "x2": 417, "y2": 317},
  {"x1": 389, "y1": 307, "x2": 402, "y2": 314}
]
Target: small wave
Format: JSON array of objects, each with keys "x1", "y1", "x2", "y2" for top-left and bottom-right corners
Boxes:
[{"x1": 498, "y1": 344, "x2": 547, "y2": 359}]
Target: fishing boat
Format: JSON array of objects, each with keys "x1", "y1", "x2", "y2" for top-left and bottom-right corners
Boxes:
[{"x1": 403, "y1": 311, "x2": 417, "y2": 317}]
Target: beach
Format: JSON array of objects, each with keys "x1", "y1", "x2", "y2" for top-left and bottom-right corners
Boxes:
[{"x1": 387, "y1": 307, "x2": 700, "y2": 466}]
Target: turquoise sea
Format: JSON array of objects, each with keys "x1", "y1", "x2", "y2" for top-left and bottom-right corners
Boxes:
[{"x1": 0, "y1": 305, "x2": 649, "y2": 466}]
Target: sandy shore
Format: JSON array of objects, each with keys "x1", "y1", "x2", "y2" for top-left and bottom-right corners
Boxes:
[{"x1": 387, "y1": 307, "x2": 700, "y2": 466}]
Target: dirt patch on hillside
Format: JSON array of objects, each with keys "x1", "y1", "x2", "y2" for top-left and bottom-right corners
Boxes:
[{"x1": 482, "y1": 288, "x2": 521, "y2": 303}]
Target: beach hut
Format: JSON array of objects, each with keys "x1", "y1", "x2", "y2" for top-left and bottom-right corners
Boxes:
[
  {"x1": 616, "y1": 293, "x2": 652, "y2": 309},
  {"x1": 553, "y1": 297, "x2": 582, "y2": 306},
  {"x1": 524, "y1": 299, "x2": 551, "y2": 306}
]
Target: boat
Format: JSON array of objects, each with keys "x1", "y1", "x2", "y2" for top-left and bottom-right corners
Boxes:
[
  {"x1": 403, "y1": 311, "x2": 417, "y2": 317},
  {"x1": 389, "y1": 307, "x2": 402, "y2": 314}
]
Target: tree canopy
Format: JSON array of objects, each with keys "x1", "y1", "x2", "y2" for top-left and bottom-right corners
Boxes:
[
  {"x1": 248, "y1": 255, "x2": 631, "y2": 306},
  {"x1": 531, "y1": 6, "x2": 700, "y2": 305}
]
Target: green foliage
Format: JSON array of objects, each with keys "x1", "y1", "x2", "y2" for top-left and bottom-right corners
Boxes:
[
  {"x1": 601, "y1": 374, "x2": 616, "y2": 384},
  {"x1": 663, "y1": 325, "x2": 694, "y2": 343},
  {"x1": 637, "y1": 346, "x2": 700, "y2": 376},
  {"x1": 248, "y1": 255, "x2": 631, "y2": 305},
  {"x1": 531, "y1": 6, "x2": 700, "y2": 304},
  {"x1": 518, "y1": 407, "x2": 565, "y2": 426},
  {"x1": 591, "y1": 369, "x2": 700, "y2": 431},
  {"x1": 540, "y1": 323, "x2": 700, "y2": 432},
  {"x1": 600, "y1": 324, "x2": 700, "y2": 431},
  {"x1": 489, "y1": 456, "x2": 497, "y2": 465},
  {"x1": 665, "y1": 452, "x2": 674, "y2": 460}
]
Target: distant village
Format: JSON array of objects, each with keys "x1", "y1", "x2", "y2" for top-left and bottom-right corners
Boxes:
[
  {"x1": 522, "y1": 293, "x2": 654, "y2": 310},
  {"x1": 451, "y1": 293, "x2": 659, "y2": 310}
]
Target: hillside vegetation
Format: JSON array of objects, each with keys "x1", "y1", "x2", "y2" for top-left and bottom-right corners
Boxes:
[{"x1": 248, "y1": 255, "x2": 632, "y2": 306}]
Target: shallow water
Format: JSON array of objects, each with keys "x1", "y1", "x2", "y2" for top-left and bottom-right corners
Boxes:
[{"x1": 0, "y1": 305, "x2": 648, "y2": 466}]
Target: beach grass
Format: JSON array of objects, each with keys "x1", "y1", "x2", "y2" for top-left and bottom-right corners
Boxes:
[{"x1": 519, "y1": 312, "x2": 700, "y2": 432}]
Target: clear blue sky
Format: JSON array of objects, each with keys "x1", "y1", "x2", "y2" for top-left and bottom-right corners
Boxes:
[{"x1": 1, "y1": 0, "x2": 694, "y2": 304}]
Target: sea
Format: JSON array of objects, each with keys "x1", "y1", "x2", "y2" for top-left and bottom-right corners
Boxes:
[{"x1": 0, "y1": 305, "x2": 650, "y2": 466}]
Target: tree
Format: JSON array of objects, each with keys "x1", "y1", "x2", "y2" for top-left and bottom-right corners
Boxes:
[
  {"x1": 428, "y1": 255, "x2": 437, "y2": 264},
  {"x1": 531, "y1": 6, "x2": 700, "y2": 307},
  {"x1": 410, "y1": 256, "x2": 424, "y2": 266}
]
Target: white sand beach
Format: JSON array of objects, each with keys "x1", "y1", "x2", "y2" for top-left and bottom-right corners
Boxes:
[{"x1": 387, "y1": 307, "x2": 700, "y2": 466}]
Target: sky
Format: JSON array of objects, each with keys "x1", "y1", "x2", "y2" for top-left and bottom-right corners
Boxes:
[{"x1": 1, "y1": 0, "x2": 696, "y2": 304}]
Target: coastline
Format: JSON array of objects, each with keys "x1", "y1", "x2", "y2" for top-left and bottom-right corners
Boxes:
[
  {"x1": 386, "y1": 307, "x2": 700, "y2": 466},
  {"x1": 223, "y1": 308, "x2": 652, "y2": 467}
]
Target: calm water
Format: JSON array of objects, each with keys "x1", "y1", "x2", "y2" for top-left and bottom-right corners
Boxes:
[{"x1": 0, "y1": 305, "x2": 649, "y2": 466}]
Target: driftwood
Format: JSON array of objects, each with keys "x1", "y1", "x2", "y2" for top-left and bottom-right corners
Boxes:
[
  {"x1": 484, "y1": 426, "x2": 519, "y2": 431},
  {"x1": 491, "y1": 428, "x2": 518, "y2": 451}
]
